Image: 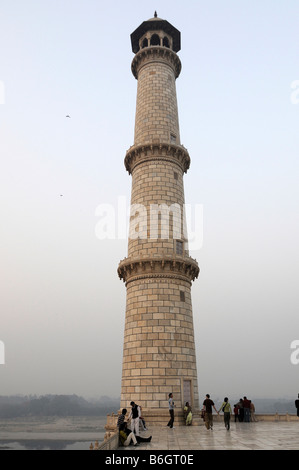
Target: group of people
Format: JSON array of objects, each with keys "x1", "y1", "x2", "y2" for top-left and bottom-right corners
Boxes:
[
  {"x1": 167, "y1": 393, "x2": 193, "y2": 427},
  {"x1": 169, "y1": 393, "x2": 257, "y2": 432},
  {"x1": 201, "y1": 394, "x2": 257, "y2": 431},
  {"x1": 117, "y1": 393, "x2": 260, "y2": 446},
  {"x1": 117, "y1": 393, "x2": 182, "y2": 447},
  {"x1": 115, "y1": 392, "x2": 299, "y2": 449},
  {"x1": 117, "y1": 401, "x2": 152, "y2": 447},
  {"x1": 233, "y1": 397, "x2": 257, "y2": 423}
]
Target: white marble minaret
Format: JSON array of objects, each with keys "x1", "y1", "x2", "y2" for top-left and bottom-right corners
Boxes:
[{"x1": 118, "y1": 14, "x2": 200, "y2": 423}]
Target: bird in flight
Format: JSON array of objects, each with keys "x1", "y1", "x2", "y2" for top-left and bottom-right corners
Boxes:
[{"x1": 66, "y1": 115, "x2": 71, "y2": 118}]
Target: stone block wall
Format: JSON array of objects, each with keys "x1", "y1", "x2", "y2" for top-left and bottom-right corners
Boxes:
[
  {"x1": 128, "y1": 159, "x2": 186, "y2": 259},
  {"x1": 120, "y1": 276, "x2": 199, "y2": 410},
  {"x1": 132, "y1": 48, "x2": 181, "y2": 147}
]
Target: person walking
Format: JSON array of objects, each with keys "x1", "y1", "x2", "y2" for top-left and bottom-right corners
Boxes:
[
  {"x1": 167, "y1": 393, "x2": 175, "y2": 429},
  {"x1": 203, "y1": 394, "x2": 218, "y2": 431},
  {"x1": 218, "y1": 397, "x2": 232, "y2": 430},
  {"x1": 129, "y1": 401, "x2": 141, "y2": 436}
]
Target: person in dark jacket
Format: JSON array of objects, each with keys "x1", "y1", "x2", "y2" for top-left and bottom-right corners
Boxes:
[
  {"x1": 203, "y1": 394, "x2": 218, "y2": 430},
  {"x1": 236, "y1": 399, "x2": 244, "y2": 422},
  {"x1": 129, "y1": 401, "x2": 141, "y2": 436},
  {"x1": 117, "y1": 408, "x2": 127, "y2": 429},
  {"x1": 243, "y1": 397, "x2": 251, "y2": 422}
]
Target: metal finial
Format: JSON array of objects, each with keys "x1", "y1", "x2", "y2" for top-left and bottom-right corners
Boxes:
[{"x1": 154, "y1": 11, "x2": 157, "y2": 18}]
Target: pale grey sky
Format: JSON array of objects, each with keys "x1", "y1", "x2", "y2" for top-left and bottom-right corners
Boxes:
[{"x1": 0, "y1": 0, "x2": 299, "y2": 402}]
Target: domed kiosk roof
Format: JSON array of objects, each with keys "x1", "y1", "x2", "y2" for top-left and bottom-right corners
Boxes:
[{"x1": 130, "y1": 14, "x2": 181, "y2": 53}]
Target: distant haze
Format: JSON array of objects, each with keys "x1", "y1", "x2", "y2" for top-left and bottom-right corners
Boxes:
[{"x1": 0, "y1": 0, "x2": 299, "y2": 402}]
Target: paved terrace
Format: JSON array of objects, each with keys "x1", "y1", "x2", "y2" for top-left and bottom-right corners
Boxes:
[{"x1": 99, "y1": 420, "x2": 299, "y2": 451}]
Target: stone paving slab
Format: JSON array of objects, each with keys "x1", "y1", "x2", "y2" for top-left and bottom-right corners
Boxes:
[{"x1": 120, "y1": 421, "x2": 299, "y2": 451}]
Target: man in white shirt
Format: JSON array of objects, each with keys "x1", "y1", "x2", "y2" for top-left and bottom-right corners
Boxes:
[{"x1": 129, "y1": 401, "x2": 141, "y2": 436}]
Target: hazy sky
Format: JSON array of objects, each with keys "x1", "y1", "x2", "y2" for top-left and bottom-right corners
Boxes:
[{"x1": 0, "y1": 0, "x2": 299, "y2": 403}]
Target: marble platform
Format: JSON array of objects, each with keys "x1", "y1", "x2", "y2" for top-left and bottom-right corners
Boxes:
[{"x1": 119, "y1": 421, "x2": 299, "y2": 450}]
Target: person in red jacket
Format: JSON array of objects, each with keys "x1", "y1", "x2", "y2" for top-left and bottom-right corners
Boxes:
[{"x1": 242, "y1": 396, "x2": 251, "y2": 422}]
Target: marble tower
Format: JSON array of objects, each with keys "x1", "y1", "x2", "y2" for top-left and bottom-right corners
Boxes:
[{"x1": 118, "y1": 14, "x2": 200, "y2": 422}]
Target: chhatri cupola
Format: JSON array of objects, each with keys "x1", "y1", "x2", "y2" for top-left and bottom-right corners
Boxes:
[{"x1": 130, "y1": 11, "x2": 181, "y2": 53}]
